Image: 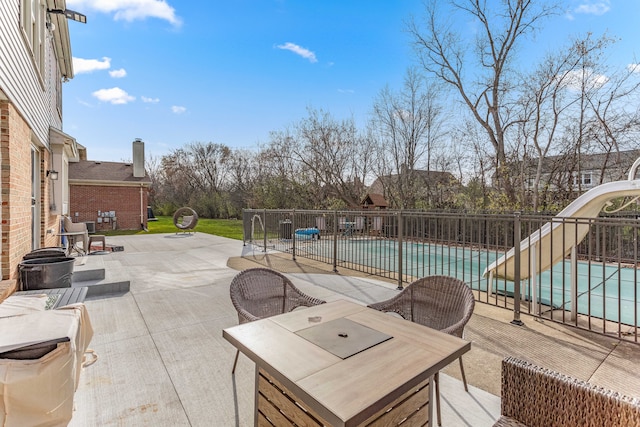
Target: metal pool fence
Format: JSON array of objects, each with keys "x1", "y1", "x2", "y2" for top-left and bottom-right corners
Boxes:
[{"x1": 243, "y1": 209, "x2": 640, "y2": 343}]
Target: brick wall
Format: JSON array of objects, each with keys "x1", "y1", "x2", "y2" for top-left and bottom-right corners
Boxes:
[
  {"x1": 1, "y1": 101, "x2": 33, "y2": 282},
  {"x1": 70, "y1": 184, "x2": 149, "y2": 231},
  {"x1": 0, "y1": 101, "x2": 60, "y2": 299}
]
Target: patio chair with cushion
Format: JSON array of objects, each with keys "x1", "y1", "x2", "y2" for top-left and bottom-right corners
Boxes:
[
  {"x1": 62, "y1": 216, "x2": 89, "y2": 255},
  {"x1": 368, "y1": 275, "x2": 475, "y2": 426},
  {"x1": 229, "y1": 267, "x2": 326, "y2": 373},
  {"x1": 173, "y1": 207, "x2": 198, "y2": 233}
]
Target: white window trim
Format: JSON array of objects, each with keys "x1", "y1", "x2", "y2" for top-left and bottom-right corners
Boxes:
[
  {"x1": 20, "y1": 0, "x2": 46, "y2": 79},
  {"x1": 573, "y1": 172, "x2": 594, "y2": 187}
]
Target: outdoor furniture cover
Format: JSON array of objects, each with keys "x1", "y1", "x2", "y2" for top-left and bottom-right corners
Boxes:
[{"x1": 0, "y1": 303, "x2": 93, "y2": 426}]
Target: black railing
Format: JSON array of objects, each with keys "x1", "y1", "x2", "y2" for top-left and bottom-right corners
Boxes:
[{"x1": 243, "y1": 209, "x2": 640, "y2": 343}]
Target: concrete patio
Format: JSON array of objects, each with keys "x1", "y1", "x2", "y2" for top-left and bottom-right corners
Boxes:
[{"x1": 66, "y1": 233, "x2": 640, "y2": 426}]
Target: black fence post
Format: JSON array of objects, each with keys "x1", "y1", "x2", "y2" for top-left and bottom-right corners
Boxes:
[
  {"x1": 242, "y1": 209, "x2": 247, "y2": 246},
  {"x1": 262, "y1": 209, "x2": 267, "y2": 252},
  {"x1": 512, "y1": 211, "x2": 524, "y2": 326},
  {"x1": 291, "y1": 209, "x2": 296, "y2": 261},
  {"x1": 333, "y1": 210, "x2": 338, "y2": 272},
  {"x1": 397, "y1": 210, "x2": 404, "y2": 290}
]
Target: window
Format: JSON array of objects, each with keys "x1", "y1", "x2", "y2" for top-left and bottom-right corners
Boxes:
[
  {"x1": 21, "y1": 0, "x2": 32, "y2": 41},
  {"x1": 573, "y1": 172, "x2": 593, "y2": 187},
  {"x1": 20, "y1": 0, "x2": 46, "y2": 76}
]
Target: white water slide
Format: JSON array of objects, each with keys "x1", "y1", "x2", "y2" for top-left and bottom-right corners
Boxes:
[{"x1": 483, "y1": 157, "x2": 640, "y2": 316}]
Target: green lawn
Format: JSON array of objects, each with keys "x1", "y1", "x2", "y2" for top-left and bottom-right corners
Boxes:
[{"x1": 100, "y1": 216, "x2": 244, "y2": 240}]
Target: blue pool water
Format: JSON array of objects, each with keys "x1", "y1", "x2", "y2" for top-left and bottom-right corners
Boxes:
[{"x1": 298, "y1": 238, "x2": 640, "y2": 326}]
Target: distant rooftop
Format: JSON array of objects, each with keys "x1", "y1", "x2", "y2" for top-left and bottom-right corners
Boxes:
[{"x1": 69, "y1": 160, "x2": 151, "y2": 184}]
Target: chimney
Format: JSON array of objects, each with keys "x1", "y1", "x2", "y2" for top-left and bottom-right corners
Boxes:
[{"x1": 133, "y1": 138, "x2": 145, "y2": 178}]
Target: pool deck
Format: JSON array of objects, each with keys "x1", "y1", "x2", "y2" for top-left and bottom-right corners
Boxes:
[{"x1": 67, "y1": 233, "x2": 640, "y2": 426}]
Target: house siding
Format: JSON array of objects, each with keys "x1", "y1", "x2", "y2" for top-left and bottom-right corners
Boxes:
[
  {"x1": 0, "y1": 0, "x2": 57, "y2": 147},
  {"x1": 44, "y1": 22, "x2": 62, "y2": 128},
  {"x1": 0, "y1": 1, "x2": 71, "y2": 299},
  {"x1": 525, "y1": 150, "x2": 640, "y2": 192},
  {"x1": 70, "y1": 184, "x2": 149, "y2": 231}
]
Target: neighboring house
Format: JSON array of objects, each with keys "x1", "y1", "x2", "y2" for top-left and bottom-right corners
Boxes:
[
  {"x1": 69, "y1": 139, "x2": 151, "y2": 232},
  {"x1": 0, "y1": 1, "x2": 83, "y2": 297},
  {"x1": 361, "y1": 193, "x2": 388, "y2": 210},
  {"x1": 524, "y1": 150, "x2": 640, "y2": 192},
  {"x1": 368, "y1": 169, "x2": 460, "y2": 209}
]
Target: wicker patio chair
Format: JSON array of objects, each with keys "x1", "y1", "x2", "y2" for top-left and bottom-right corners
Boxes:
[
  {"x1": 229, "y1": 267, "x2": 326, "y2": 373},
  {"x1": 368, "y1": 275, "x2": 475, "y2": 426},
  {"x1": 173, "y1": 207, "x2": 198, "y2": 233},
  {"x1": 494, "y1": 356, "x2": 640, "y2": 427}
]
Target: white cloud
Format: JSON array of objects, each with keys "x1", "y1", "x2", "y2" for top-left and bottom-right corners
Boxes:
[
  {"x1": 66, "y1": 0, "x2": 182, "y2": 26},
  {"x1": 172, "y1": 105, "x2": 186, "y2": 114},
  {"x1": 627, "y1": 64, "x2": 640, "y2": 73},
  {"x1": 142, "y1": 96, "x2": 160, "y2": 103},
  {"x1": 109, "y1": 68, "x2": 127, "y2": 78},
  {"x1": 276, "y1": 42, "x2": 317, "y2": 63},
  {"x1": 338, "y1": 89, "x2": 355, "y2": 94},
  {"x1": 92, "y1": 87, "x2": 135, "y2": 104},
  {"x1": 73, "y1": 57, "x2": 111, "y2": 74},
  {"x1": 560, "y1": 69, "x2": 609, "y2": 91},
  {"x1": 574, "y1": 1, "x2": 610, "y2": 16}
]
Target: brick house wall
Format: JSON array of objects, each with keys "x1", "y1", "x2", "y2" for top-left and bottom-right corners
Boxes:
[
  {"x1": 70, "y1": 184, "x2": 149, "y2": 231},
  {"x1": 0, "y1": 101, "x2": 59, "y2": 298},
  {"x1": 1, "y1": 101, "x2": 31, "y2": 284}
]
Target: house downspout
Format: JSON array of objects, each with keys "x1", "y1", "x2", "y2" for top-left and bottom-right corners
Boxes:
[{"x1": 140, "y1": 184, "x2": 147, "y2": 231}]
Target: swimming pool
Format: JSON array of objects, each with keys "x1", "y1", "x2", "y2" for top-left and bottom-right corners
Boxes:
[{"x1": 293, "y1": 238, "x2": 640, "y2": 326}]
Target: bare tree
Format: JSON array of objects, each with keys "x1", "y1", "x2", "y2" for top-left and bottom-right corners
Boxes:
[
  {"x1": 516, "y1": 35, "x2": 598, "y2": 210},
  {"x1": 295, "y1": 109, "x2": 364, "y2": 207},
  {"x1": 408, "y1": 0, "x2": 557, "y2": 204},
  {"x1": 371, "y1": 67, "x2": 447, "y2": 208},
  {"x1": 227, "y1": 148, "x2": 256, "y2": 211},
  {"x1": 158, "y1": 148, "x2": 198, "y2": 209},
  {"x1": 261, "y1": 108, "x2": 369, "y2": 208},
  {"x1": 145, "y1": 154, "x2": 162, "y2": 209},
  {"x1": 254, "y1": 131, "x2": 317, "y2": 209},
  {"x1": 518, "y1": 33, "x2": 640, "y2": 210},
  {"x1": 154, "y1": 142, "x2": 233, "y2": 217},
  {"x1": 584, "y1": 60, "x2": 640, "y2": 183},
  {"x1": 449, "y1": 119, "x2": 494, "y2": 210},
  {"x1": 187, "y1": 142, "x2": 232, "y2": 194}
]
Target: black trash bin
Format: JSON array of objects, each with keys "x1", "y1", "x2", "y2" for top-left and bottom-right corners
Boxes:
[
  {"x1": 279, "y1": 220, "x2": 292, "y2": 239},
  {"x1": 22, "y1": 247, "x2": 67, "y2": 260},
  {"x1": 19, "y1": 257, "x2": 75, "y2": 290}
]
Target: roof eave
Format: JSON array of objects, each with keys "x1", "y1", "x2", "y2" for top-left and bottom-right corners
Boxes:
[
  {"x1": 47, "y1": 0, "x2": 74, "y2": 79},
  {"x1": 49, "y1": 126, "x2": 78, "y2": 159},
  {"x1": 69, "y1": 179, "x2": 151, "y2": 187}
]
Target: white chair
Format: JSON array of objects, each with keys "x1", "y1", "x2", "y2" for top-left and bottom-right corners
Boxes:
[{"x1": 62, "y1": 216, "x2": 89, "y2": 255}]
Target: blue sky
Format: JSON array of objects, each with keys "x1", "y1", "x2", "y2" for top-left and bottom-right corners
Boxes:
[{"x1": 63, "y1": 0, "x2": 640, "y2": 162}]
